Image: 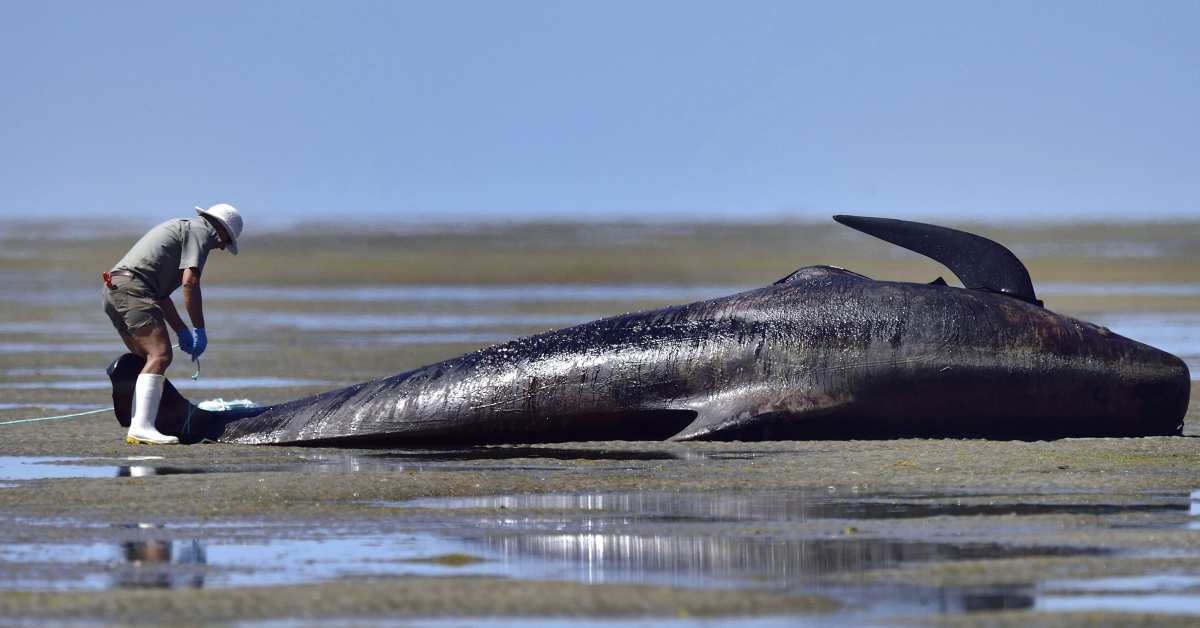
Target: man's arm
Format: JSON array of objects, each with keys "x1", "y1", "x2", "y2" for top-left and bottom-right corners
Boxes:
[
  {"x1": 157, "y1": 296, "x2": 189, "y2": 335},
  {"x1": 181, "y1": 267, "x2": 206, "y2": 329}
]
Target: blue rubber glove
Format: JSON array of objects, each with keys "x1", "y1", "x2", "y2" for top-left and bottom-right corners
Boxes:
[
  {"x1": 192, "y1": 328, "x2": 208, "y2": 359},
  {"x1": 176, "y1": 328, "x2": 195, "y2": 355}
]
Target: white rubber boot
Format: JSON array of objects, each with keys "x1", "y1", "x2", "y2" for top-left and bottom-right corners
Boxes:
[{"x1": 126, "y1": 374, "x2": 179, "y2": 445}]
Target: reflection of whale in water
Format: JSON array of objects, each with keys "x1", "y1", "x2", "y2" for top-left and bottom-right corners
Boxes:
[
  {"x1": 464, "y1": 529, "x2": 1092, "y2": 590},
  {"x1": 107, "y1": 216, "x2": 1190, "y2": 446},
  {"x1": 412, "y1": 490, "x2": 1105, "y2": 589},
  {"x1": 406, "y1": 491, "x2": 1187, "y2": 522},
  {"x1": 425, "y1": 489, "x2": 1116, "y2": 615}
]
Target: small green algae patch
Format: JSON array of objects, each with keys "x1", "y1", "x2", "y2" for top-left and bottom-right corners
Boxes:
[{"x1": 403, "y1": 552, "x2": 488, "y2": 567}]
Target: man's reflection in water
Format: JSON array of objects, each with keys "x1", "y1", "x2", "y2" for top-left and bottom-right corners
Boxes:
[{"x1": 114, "y1": 466, "x2": 207, "y2": 589}]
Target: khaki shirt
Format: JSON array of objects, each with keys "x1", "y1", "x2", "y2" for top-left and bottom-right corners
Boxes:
[{"x1": 111, "y1": 218, "x2": 220, "y2": 300}]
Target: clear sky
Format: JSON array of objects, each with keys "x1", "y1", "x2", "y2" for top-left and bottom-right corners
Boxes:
[{"x1": 1, "y1": 1, "x2": 1197, "y2": 224}]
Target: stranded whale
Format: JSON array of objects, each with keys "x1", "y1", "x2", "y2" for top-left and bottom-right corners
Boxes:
[{"x1": 107, "y1": 216, "x2": 1191, "y2": 445}]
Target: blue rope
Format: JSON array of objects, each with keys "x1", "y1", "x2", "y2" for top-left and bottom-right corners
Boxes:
[
  {"x1": 181, "y1": 403, "x2": 196, "y2": 436},
  {"x1": 0, "y1": 407, "x2": 112, "y2": 426},
  {"x1": 3, "y1": 347, "x2": 199, "y2": 429}
]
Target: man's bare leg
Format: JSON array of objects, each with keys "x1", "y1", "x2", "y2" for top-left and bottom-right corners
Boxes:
[
  {"x1": 119, "y1": 333, "x2": 139, "y2": 356},
  {"x1": 128, "y1": 323, "x2": 172, "y2": 375},
  {"x1": 124, "y1": 322, "x2": 178, "y2": 444}
]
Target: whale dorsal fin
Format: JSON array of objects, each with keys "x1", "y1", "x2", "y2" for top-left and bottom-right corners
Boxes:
[
  {"x1": 833, "y1": 215, "x2": 1042, "y2": 307},
  {"x1": 773, "y1": 265, "x2": 871, "y2": 285}
]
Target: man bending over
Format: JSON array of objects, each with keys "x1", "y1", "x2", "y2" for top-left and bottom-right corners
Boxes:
[{"x1": 102, "y1": 203, "x2": 244, "y2": 444}]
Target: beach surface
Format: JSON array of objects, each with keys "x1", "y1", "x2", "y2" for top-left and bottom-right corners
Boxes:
[{"x1": 1, "y1": 218, "x2": 1198, "y2": 626}]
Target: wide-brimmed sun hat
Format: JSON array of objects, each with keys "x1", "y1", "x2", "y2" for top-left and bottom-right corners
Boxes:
[{"x1": 195, "y1": 203, "x2": 243, "y2": 255}]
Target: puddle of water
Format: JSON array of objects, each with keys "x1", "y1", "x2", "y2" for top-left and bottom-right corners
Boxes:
[
  {"x1": 0, "y1": 451, "x2": 595, "y2": 485},
  {"x1": 0, "y1": 519, "x2": 1089, "y2": 604},
  {"x1": 1035, "y1": 593, "x2": 1200, "y2": 615},
  {"x1": 1186, "y1": 490, "x2": 1200, "y2": 530},
  {"x1": 0, "y1": 459, "x2": 233, "y2": 484},
  {"x1": 203, "y1": 535, "x2": 506, "y2": 587},
  {"x1": 1041, "y1": 574, "x2": 1200, "y2": 593},
  {"x1": 0, "y1": 457, "x2": 117, "y2": 482},
  {"x1": 0, "y1": 533, "x2": 517, "y2": 591}
]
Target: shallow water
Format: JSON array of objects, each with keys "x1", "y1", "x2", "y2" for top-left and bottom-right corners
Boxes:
[
  {"x1": 2, "y1": 445, "x2": 1200, "y2": 620},
  {"x1": 1092, "y1": 311, "x2": 1200, "y2": 377},
  {"x1": 2, "y1": 482, "x2": 1195, "y2": 618},
  {"x1": 1035, "y1": 573, "x2": 1200, "y2": 616},
  {"x1": 0, "y1": 456, "x2": 529, "y2": 484},
  {"x1": 0, "y1": 377, "x2": 331, "y2": 391},
  {"x1": 1041, "y1": 282, "x2": 1200, "y2": 297},
  {"x1": 232, "y1": 311, "x2": 601, "y2": 332},
  {"x1": 210, "y1": 284, "x2": 747, "y2": 303},
  {"x1": 0, "y1": 457, "x2": 116, "y2": 482},
  {"x1": 0, "y1": 533, "x2": 510, "y2": 591},
  {"x1": 404, "y1": 489, "x2": 1199, "y2": 616},
  {"x1": 1, "y1": 221, "x2": 1197, "y2": 624}
]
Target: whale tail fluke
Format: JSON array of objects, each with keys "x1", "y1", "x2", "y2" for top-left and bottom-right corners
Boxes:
[
  {"x1": 108, "y1": 353, "x2": 178, "y2": 428},
  {"x1": 833, "y1": 215, "x2": 1042, "y2": 307},
  {"x1": 106, "y1": 353, "x2": 260, "y2": 443}
]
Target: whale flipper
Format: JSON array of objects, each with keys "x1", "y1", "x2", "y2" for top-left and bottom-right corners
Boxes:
[
  {"x1": 833, "y1": 215, "x2": 1042, "y2": 306},
  {"x1": 667, "y1": 392, "x2": 850, "y2": 442}
]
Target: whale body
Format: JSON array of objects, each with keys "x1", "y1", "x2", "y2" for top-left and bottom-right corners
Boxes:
[{"x1": 107, "y1": 216, "x2": 1191, "y2": 445}]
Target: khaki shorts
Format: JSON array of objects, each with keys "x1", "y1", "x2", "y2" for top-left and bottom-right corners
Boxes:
[{"x1": 102, "y1": 276, "x2": 163, "y2": 336}]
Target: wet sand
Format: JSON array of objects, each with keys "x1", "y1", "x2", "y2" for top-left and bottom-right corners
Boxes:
[{"x1": 1, "y1": 218, "x2": 1198, "y2": 625}]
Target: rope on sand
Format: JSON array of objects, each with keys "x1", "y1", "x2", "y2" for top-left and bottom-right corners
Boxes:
[
  {"x1": 2, "y1": 348, "x2": 201, "y2": 427},
  {"x1": 0, "y1": 399, "x2": 255, "y2": 427},
  {"x1": 0, "y1": 407, "x2": 112, "y2": 426}
]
